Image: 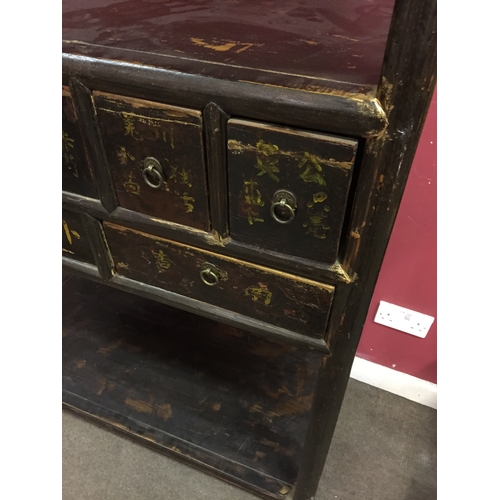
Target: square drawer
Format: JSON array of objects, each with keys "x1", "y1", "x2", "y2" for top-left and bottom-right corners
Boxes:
[
  {"x1": 104, "y1": 222, "x2": 335, "y2": 340},
  {"x1": 93, "y1": 92, "x2": 210, "y2": 231},
  {"x1": 227, "y1": 119, "x2": 358, "y2": 263},
  {"x1": 62, "y1": 87, "x2": 98, "y2": 198},
  {"x1": 62, "y1": 210, "x2": 95, "y2": 265}
]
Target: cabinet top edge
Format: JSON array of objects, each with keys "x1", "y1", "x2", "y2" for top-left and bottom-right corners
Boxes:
[{"x1": 62, "y1": 52, "x2": 388, "y2": 138}]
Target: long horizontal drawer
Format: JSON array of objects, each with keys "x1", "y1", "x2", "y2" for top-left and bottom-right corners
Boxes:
[{"x1": 103, "y1": 222, "x2": 335, "y2": 340}]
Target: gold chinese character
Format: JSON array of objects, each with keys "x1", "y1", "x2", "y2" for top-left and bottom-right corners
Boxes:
[
  {"x1": 303, "y1": 212, "x2": 330, "y2": 239},
  {"x1": 254, "y1": 140, "x2": 280, "y2": 181},
  {"x1": 122, "y1": 113, "x2": 143, "y2": 141},
  {"x1": 117, "y1": 146, "x2": 135, "y2": 165},
  {"x1": 152, "y1": 249, "x2": 172, "y2": 272},
  {"x1": 169, "y1": 166, "x2": 192, "y2": 187},
  {"x1": 180, "y1": 192, "x2": 195, "y2": 213},
  {"x1": 298, "y1": 152, "x2": 326, "y2": 186},
  {"x1": 123, "y1": 172, "x2": 141, "y2": 195},
  {"x1": 242, "y1": 180, "x2": 265, "y2": 225},
  {"x1": 62, "y1": 220, "x2": 81, "y2": 245},
  {"x1": 245, "y1": 285, "x2": 273, "y2": 305},
  {"x1": 62, "y1": 132, "x2": 78, "y2": 177}
]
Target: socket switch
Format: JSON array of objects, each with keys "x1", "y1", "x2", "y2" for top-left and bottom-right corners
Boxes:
[{"x1": 374, "y1": 301, "x2": 434, "y2": 338}]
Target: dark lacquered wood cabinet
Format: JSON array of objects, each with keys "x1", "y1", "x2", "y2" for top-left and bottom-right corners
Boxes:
[{"x1": 62, "y1": 1, "x2": 436, "y2": 499}]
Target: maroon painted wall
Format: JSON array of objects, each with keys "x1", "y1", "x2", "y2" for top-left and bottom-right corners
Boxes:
[{"x1": 356, "y1": 89, "x2": 437, "y2": 384}]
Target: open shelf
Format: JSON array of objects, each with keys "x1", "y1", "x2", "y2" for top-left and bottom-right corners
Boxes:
[
  {"x1": 62, "y1": 274, "x2": 323, "y2": 498},
  {"x1": 62, "y1": 0, "x2": 396, "y2": 94}
]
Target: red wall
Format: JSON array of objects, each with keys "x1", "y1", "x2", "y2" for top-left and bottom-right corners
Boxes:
[{"x1": 356, "y1": 89, "x2": 437, "y2": 384}]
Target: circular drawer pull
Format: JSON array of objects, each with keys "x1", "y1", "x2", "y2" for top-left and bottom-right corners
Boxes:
[
  {"x1": 200, "y1": 262, "x2": 220, "y2": 286},
  {"x1": 142, "y1": 157, "x2": 164, "y2": 189},
  {"x1": 270, "y1": 190, "x2": 297, "y2": 224}
]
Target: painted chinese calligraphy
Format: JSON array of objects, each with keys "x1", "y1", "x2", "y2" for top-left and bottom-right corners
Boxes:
[
  {"x1": 241, "y1": 180, "x2": 265, "y2": 225},
  {"x1": 254, "y1": 140, "x2": 280, "y2": 182}
]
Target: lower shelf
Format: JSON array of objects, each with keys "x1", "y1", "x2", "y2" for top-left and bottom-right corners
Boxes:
[{"x1": 62, "y1": 274, "x2": 323, "y2": 499}]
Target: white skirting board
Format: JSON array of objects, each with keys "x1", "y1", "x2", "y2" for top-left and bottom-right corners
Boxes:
[{"x1": 350, "y1": 357, "x2": 437, "y2": 409}]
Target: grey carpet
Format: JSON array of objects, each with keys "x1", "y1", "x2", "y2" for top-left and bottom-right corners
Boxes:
[{"x1": 62, "y1": 378, "x2": 436, "y2": 500}]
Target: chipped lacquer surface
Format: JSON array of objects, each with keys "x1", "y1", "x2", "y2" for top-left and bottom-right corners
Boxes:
[
  {"x1": 62, "y1": 87, "x2": 98, "y2": 198},
  {"x1": 103, "y1": 222, "x2": 335, "y2": 339},
  {"x1": 228, "y1": 119, "x2": 357, "y2": 263},
  {"x1": 62, "y1": 0, "x2": 395, "y2": 93},
  {"x1": 62, "y1": 275, "x2": 322, "y2": 497},
  {"x1": 62, "y1": 210, "x2": 95, "y2": 265},
  {"x1": 93, "y1": 92, "x2": 210, "y2": 231}
]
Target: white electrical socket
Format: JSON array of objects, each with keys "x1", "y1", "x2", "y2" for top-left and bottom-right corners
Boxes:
[{"x1": 374, "y1": 301, "x2": 434, "y2": 338}]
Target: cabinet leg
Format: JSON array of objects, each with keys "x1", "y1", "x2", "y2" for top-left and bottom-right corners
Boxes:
[{"x1": 293, "y1": 350, "x2": 355, "y2": 500}]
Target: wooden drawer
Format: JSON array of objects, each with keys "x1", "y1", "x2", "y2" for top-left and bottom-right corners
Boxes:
[
  {"x1": 104, "y1": 222, "x2": 335, "y2": 340},
  {"x1": 62, "y1": 87, "x2": 98, "y2": 198},
  {"x1": 227, "y1": 119, "x2": 358, "y2": 263},
  {"x1": 62, "y1": 210, "x2": 95, "y2": 265},
  {"x1": 93, "y1": 92, "x2": 210, "y2": 231}
]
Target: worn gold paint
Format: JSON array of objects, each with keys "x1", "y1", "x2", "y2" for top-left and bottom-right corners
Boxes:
[
  {"x1": 260, "y1": 438, "x2": 295, "y2": 457},
  {"x1": 300, "y1": 39, "x2": 319, "y2": 45},
  {"x1": 255, "y1": 451, "x2": 266, "y2": 459},
  {"x1": 245, "y1": 285, "x2": 273, "y2": 305},
  {"x1": 123, "y1": 172, "x2": 141, "y2": 195},
  {"x1": 229, "y1": 139, "x2": 353, "y2": 171},
  {"x1": 94, "y1": 91, "x2": 200, "y2": 118},
  {"x1": 330, "y1": 261, "x2": 354, "y2": 284},
  {"x1": 191, "y1": 37, "x2": 237, "y2": 52},
  {"x1": 190, "y1": 37, "x2": 261, "y2": 54},
  {"x1": 116, "y1": 261, "x2": 129, "y2": 269},
  {"x1": 98, "y1": 338, "x2": 123, "y2": 355},
  {"x1": 203, "y1": 232, "x2": 228, "y2": 247},
  {"x1": 96, "y1": 379, "x2": 106, "y2": 395},
  {"x1": 170, "y1": 126, "x2": 175, "y2": 149},
  {"x1": 152, "y1": 249, "x2": 172, "y2": 272},
  {"x1": 124, "y1": 398, "x2": 153, "y2": 414},
  {"x1": 76, "y1": 360, "x2": 86, "y2": 368},
  {"x1": 104, "y1": 222, "x2": 335, "y2": 291},
  {"x1": 380, "y1": 76, "x2": 395, "y2": 114},
  {"x1": 157, "y1": 403, "x2": 172, "y2": 420},
  {"x1": 238, "y1": 79, "x2": 376, "y2": 99},
  {"x1": 62, "y1": 248, "x2": 74, "y2": 255},
  {"x1": 269, "y1": 394, "x2": 314, "y2": 418},
  {"x1": 211, "y1": 402, "x2": 221, "y2": 411}
]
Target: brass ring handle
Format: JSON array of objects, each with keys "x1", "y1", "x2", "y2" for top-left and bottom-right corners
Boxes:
[
  {"x1": 200, "y1": 263, "x2": 220, "y2": 286},
  {"x1": 142, "y1": 157, "x2": 164, "y2": 189},
  {"x1": 270, "y1": 190, "x2": 297, "y2": 224}
]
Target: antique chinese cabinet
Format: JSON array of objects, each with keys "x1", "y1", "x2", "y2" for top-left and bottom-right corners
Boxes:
[{"x1": 62, "y1": 1, "x2": 437, "y2": 498}]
